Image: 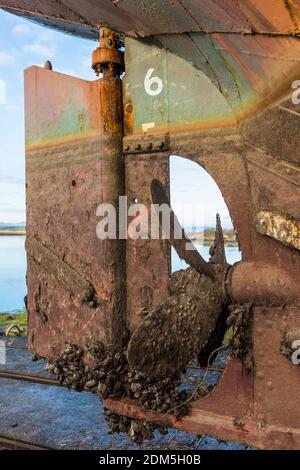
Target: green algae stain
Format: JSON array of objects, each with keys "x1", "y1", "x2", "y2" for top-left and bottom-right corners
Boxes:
[{"x1": 27, "y1": 101, "x2": 94, "y2": 149}]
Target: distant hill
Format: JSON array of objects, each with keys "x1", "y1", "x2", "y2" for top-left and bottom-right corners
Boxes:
[
  {"x1": 186, "y1": 226, "x2": 238, "y2": 247},
  {"x1": 0, "y1": 222, "x2": 26, "y2": 230}
]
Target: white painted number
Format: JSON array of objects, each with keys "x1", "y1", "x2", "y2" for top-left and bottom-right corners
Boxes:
[
  {"x1": 144, "y1": 68, "x2": 163, "y2": 96},
  {"x1": 291, "y1": 340, "x2": 300, "y2": 365},
  {"x1": 291, "y1": 80, "x2": 300, "y2": 105}
]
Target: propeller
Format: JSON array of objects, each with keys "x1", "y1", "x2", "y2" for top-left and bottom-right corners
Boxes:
[{"x1": 127, "y1": 179, "x2": 228, "y2": 378}]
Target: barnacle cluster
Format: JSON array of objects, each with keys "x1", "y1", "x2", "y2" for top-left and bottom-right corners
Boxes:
[{"x1": 46, "y1": 341, "x2": 209, "y2": 444}]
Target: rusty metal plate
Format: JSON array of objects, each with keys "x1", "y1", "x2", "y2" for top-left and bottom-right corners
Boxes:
[
  {"x1": 126, "y1": 153, "x2": 170, "y2": 334},
  {"x1": 241, "y1": 96, "x2": 300, "y2": 166},
  {"x1": 25, "y1": 67, "x2": 126, "y2": 357},
  {"x1": 119, "y1": 28, "x2": 300, "y2": 449},
  {"x1": 123, "y1": 38, "x2": 236, "y2": 136},
  {"x1": 17, "y1": 4, "x2": 300, "y2": 450},
  {"x1": 181, "y1": 0, "x2": 300, "y2": 33},
  {"x1": 252, "y1": 306, "x2": 300, "y2": 436},
  {"x1": 124, "y1": 34, "x2": 300, "y2": 136},
  {"x1": 110, "y1": 0, "x2": 200, "y2": 35},
  {"x1": 2, "y1": 0, "x2": 300, "y2": 37}
]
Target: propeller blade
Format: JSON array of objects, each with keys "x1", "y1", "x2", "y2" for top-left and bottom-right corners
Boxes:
[
  {"x1": 151, "y1": 179, "x2": 215, "y2": 279},
  {"x1": 127, "y1": 267, "x2": 223, "y2": 377}
]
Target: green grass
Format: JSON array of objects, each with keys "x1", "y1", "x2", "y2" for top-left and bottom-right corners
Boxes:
[
  {"x1": 0, "y1": 310, "x2": 28, "y2": 335},
  {"x1": 0, "y1": 230, "x2": 26, "y2": 236}
]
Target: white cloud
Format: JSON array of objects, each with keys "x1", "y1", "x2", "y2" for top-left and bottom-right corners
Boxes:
[
  {"x1": 35, "y1": 29, "x2": 59, "y2": 44},
  {"x1": 22, "y1": 43, "x2": 56, "y2": 58},
  {"x1": 12, "y1": 23, "x2": 32, "y2": 36},
  {"x1": 0, "y1": 51, "x2": 16, "y2": 66}
]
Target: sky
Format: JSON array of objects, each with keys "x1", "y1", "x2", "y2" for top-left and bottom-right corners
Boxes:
[
  {"x1": 0, "y1": 9, "x2": 232, "y2": 229},
  {"x1": 0, "y1": 9, "x2": 96, "y2": 223}
]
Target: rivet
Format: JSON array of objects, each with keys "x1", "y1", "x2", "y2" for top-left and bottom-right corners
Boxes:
[{"x1": 257, "y1": 371, "x2": 264, "y2": 379}]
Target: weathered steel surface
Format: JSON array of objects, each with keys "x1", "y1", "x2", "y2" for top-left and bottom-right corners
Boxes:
[
  {"x1": 26, "y1": 236, "x2": 96, "y2": 304},
  {"x1": 252, "y1": 306, "x2": 300, "y2": 436},
  {"x1": 123, "y1": 35, "x2": 300, "y2": 136},
  {"x1": 0, "y1": 0, "x2": 92, "y2": 31},
  {"x1": 229, "y1": 262, "x2": 300, "y2": 306},
  {"x1": 2, "y1": 0, "x2": 300, "y2": 37},
  {"x1": 126, "y1": 152, "x2": 170, "y2": 334},
  {"x1": 3, "y1": 0, "x2": 300, "y2": 129},
  {"x1": 124, "y1": 38, "x2": 236, "y2": 135},
  {"x1": 3, "y1": 1, "x2": 300, "y2": 130},
  {"x1": 105, "y1": 34, "x2": 300, "y2": 449},
  {"x1": 15, "y1": 0, "x2": 300, "y2": 449},
  {"x1": 93, "y1": 40, "x2": 127, "y2": 350},
  {"x1": 25, "y1": 66, "x2": 126, "y2": 357},
  {"x1": 242, "y1": 105, "x2": 300, "y2": 288},
  {"x1": 123, "y1": 36, "x2": 300, "y2": 272}
]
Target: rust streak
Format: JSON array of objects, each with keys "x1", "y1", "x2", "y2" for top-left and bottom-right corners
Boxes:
[{"x1": 284, "y1": 0, "x2": 300, "y2": 33}]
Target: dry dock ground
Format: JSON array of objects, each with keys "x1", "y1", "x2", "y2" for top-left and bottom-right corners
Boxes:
[{"x1": 0, "y1": 336, "x2": 249, "y2": 450}]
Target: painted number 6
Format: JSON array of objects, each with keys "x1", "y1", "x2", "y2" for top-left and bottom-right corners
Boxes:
[{"x1": 144, "y1": 68, "x2": 163, "y2": 96}]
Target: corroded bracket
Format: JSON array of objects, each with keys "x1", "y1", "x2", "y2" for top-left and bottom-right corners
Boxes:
[{"x1": 92, "y1": 27, "x2": 124, "y2": 76}]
